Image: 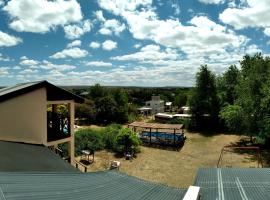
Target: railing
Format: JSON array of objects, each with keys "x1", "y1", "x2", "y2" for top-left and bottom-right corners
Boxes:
[
  {"x1": 217, "y1": 146, "x2": 263, "y2": 168},
  {"x1": 75, "y1": 160, "x2": 88, "y2": 172}
]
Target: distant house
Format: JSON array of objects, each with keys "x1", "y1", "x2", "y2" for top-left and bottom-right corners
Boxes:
[
  {"x1": 165, "y1": 101, "x2": 172, "y2": 112},
  {"x1": 0, "y1": 80, "x2": 84, "y2": 166},
  {"x1": 181, "y1": 106, "x2": 190, "y2": 114},
  {"x1": 137, "y1": 107, "x2": 152, "y2": 116},
  {"x1": 145, "y1": 96, "x2": 164, "y2": 114}
]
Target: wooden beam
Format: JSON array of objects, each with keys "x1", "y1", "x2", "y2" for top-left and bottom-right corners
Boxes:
[
  {"x1": 174, "y1": 129, "x2": 176, "y2": 146},
  {"x1": 150, "y1": 128, "x2": 152, "y2": 144}
]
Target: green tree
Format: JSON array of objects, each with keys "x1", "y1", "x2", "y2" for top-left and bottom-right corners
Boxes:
[
  {"x1": 103, "y1": 124, "x2": 122, "y2": 149},
  {"x1": 219, "y1": 105, "x2": 245, "y2": 133},
  {"x1": 75, "y1": 99, "x2": 96, "y2": 121},
  {"x1": 174, "y1": 93, "x2": 187, "y2": 108},
  {"x1": 217, "y1": 65, "x2": 239, "y2": 107},
  {"x1": 113, "y1": 89, "x2": 129, "y2": 123},
  {"x1": 114, "y1": 128, "x2": 141, "y2": 155},
  {"x1": 95, "y1": 95, "x2": 117, "y2": 124},
  {"x1": 75, "y1": 128, "x2": 104, "y2": 155},
  {"x1": 88, "y1": 84, "x2": 107, "y2": 100},
  {"x1": 189, "y1": 65, "x2": 220, "y2": 129}
]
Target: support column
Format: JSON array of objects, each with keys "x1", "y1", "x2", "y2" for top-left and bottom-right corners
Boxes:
[
  {"x1": 173, "y1": 129, "x2": 176, "y2": 146},
  {"x1": 150, "y1": 128, "x2": 152, "y2": 144},
  {"x1": 68, "y1": 102, "x2": 75, "y2": 166}
]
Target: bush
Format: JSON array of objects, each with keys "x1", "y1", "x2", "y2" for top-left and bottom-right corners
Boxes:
[
  {"x1": 168, "y1": 118, "x2": 183, "y2": 124},
  {"x1": 103, "y1": 124, "x2": 122, "y2": 149},
  {"x1": 114, "y1": 128, "x2": 141, "y2": 155},
  {"x1": 75, "y1": 128, "x2": 104, "y2": 156}
]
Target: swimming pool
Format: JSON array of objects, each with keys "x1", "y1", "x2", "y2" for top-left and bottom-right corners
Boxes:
[{"x1": 140, "y1": 131, "x2": 185, "y2": 141}]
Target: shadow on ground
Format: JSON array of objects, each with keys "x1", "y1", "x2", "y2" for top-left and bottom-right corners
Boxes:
[{"x1": 224, "y1": 138, "x2": 270, "y2": 167}]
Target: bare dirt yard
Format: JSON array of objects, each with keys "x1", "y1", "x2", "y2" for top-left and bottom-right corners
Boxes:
[{"x1": 75, "y1": 131, "x2": 268, "y2": 188}]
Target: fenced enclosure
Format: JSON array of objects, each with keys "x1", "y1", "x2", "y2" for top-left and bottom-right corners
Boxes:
[{"x1": 217, "y1": 146, "x2": 263, "y2": 168}]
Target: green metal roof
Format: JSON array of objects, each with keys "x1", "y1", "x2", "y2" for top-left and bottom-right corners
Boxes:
[
  {"x1": 0, "y1": 171, "x2": 186, "y2": 200},
  {"x1": 0, "y1": 141, "x2": 77, "y2": 172},
  {"x1": 194, "y1": 168, "x2": 270, "y2": 200}
]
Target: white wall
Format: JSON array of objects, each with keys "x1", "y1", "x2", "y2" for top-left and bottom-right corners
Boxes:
[
  {"x1": 146, "y1": 100, "x2": 164, "y2": 114},
  {"x1": 0, "y1": 88, "x2": 47, "y2": 144}
]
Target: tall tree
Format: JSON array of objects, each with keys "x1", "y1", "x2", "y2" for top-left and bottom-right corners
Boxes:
[
  {"x1": 217, "y1": 65, "x2": 239, "y2": 107},
  {"x1": 220, "y1": 54, "x2": 270, "y2": 142},
  {"x1": 190, "y1": 65, "x2": 220, "y2": 129}
]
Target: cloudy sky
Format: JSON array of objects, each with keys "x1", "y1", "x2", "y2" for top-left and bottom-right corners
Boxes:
[{"x1": 0, "y1": 0, "x2": 269, "y2": 86}]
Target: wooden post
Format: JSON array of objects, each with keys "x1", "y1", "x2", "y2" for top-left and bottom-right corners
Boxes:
[
  {"x1": 150, "y1": 128, "x2": 152, "y2": 144},
  {"x1": 174, "y1": 129, "x2": 176, "y2": 146},
  {"x1": 67, "y1": 102, "x2": 75, "y2": 166}
]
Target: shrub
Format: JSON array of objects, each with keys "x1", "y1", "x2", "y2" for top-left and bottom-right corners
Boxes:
[
  {"x1": 75, "y1": 128, "x2": 104, "y2": 156},
  {"x1": 114, "y1": 128, "x2": 141, "y2": 155},
  {"x1": 103, "y1": 124, "x2": 122, "y2": 149}
]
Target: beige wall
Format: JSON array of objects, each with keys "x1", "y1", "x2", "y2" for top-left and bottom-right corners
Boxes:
[{"x1": 0, "y1": 88, "x2": 47, "y2": 144}]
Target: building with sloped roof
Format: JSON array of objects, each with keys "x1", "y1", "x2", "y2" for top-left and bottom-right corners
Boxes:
[{"x1": 0, "y1": 80, "x2": 84, "y2": 165}]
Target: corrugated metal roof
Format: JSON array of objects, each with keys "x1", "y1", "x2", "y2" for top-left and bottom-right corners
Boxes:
[
  {"x1": 194, "y1": 168, "x2": 270, "y2": 200},
  {"x1": 0, "y1": 141, "x2": 77, "y2": 172},
  {"x1": 0, "y1": 80, "x2": 84, "y2": 103},
  {"x1": 0, "y1": 81, "x2": 42, "y2": 96},
  {"x1": 0, "y1": 171, "x2": 186, "y2": 200}
]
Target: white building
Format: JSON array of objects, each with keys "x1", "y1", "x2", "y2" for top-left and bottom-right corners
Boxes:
[{"x1": 145, "y1": 96, "x2": 164, "y2": 114}]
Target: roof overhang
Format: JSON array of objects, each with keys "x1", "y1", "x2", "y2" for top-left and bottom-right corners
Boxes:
[{"x1": 0, "y1": 81, "x2": 84, "y2": 103}]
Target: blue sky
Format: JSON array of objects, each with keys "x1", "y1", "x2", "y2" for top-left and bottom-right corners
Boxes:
[{"x1": 0, "y1": 0, "x2": 269, "y2": 86}]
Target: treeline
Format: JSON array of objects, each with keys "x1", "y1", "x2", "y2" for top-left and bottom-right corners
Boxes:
[
  {"x1": 73, "y1": 84, "x2": 191, "y2": 125},
  {"x1": 190, "y1": 53, "x2": 270, "y2": 143},
  {"x1": 75, "y1": 84, "x2": 130, "y2": 124}
]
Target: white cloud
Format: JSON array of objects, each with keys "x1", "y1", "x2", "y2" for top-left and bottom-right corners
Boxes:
[
  {"x1": 0, "y1": 53, "x2": 11, "y2": 61},
  {"x1": 19, "y1": 69, "x2": 38, "y2": 74},
  {"x1": 102, "y1": 40, "x2": 117, "y2": 51},
  {"x1": 98, "y1": 1, "x2": 247, "y2": 60},
  {"x1": 220, "y1": 0, "x2": 270, "y2": 31},
  {"x1": 0, "y1": 31, "x2": 22, "y2": 47},
  {"x1": 67, "y1": 40, "x2": 81, "y2": 48},
  {"x1": 97, "y1": 0, "x2": 152, "y2": 15},
  {"x1": 64, "y1": 19, "x2": 92, "y2": 39},
  {"x1": 0, "y1": 0, "x2": 4, "y2": 7},
  {"x1": 50, "y1": 47, "x2": 88, "y2": 59},
  {"x1": 264, "y1": 28, "x2": 270, "y2": 37},
  {"x1": 0, "y1": 67, "x2": 9, "y2": 76},
  {"x1": 245, "y1": 44, "x2": 261, "y2": 55},
  {"x1": 20, "y1": 59, "x2": 39, "y2": 66},
  {"x1": 20, "y1": 56, "x2": 28, "y2": 60},
  {"x1": 99, "y1": 28, "x2": 112, "y2": 35},
  {"x1": 172, "y1": 3, "x2": 180, "y2": 15},
  {"x1": 13, "y1": 66, "x2": 22, "y2": 70},
  {"x1": 95, "y1": 10, "x2": 106, "y2": 22},
  {"x1": 85, "y1": 61, "x2": 113, "y2": 67},
  {"x1": 199, "y1": 0, "x2": 225, "y2": 4},
  {"x1": 89, "y1": 41, "x2": 101, "y2": 49},
  {"x1": 99, "y1": 19, "x2": 126, "y2": 35},
  {"x1": 41, "y1": 60, "x2": 76, "y2": 71},
  {"x1": 3, "y1": 0, "x2": 82, "y2": 33},
  {"x1": 112, "y1": 44, "x2": 178, "y2": 61},
  {"x1": 134, "y1": 44, "x2": 141, "y2": 48}
]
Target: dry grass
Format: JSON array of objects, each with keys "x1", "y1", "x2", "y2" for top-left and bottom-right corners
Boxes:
[{"x1": 75, "y1": 131, "x2": 265, "y2": 188}]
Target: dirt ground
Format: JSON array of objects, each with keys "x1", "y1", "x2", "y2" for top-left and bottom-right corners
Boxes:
[{"x1": 75, "y1": 131, "x2": 267, "y2": 188}]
